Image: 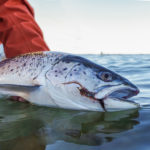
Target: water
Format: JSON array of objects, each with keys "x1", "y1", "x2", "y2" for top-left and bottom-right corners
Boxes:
[{"x1": 0, "y1": 54, "x2": 150, "y2": 150}]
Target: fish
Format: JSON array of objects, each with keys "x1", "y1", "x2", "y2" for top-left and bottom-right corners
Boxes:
[{"x1": 0, "y1": 51, "x2": 139, "y2": 112}]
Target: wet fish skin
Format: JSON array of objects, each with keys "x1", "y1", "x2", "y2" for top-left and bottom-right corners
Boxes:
[
  {"x1": 0, "y1": 51, "x2": 139, "y2": 112},
  {"x1": 0, "y1": 52, "x2": 66, "y2": 85}
]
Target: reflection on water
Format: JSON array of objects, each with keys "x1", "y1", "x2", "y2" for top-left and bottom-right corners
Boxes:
[{"x1": 0, "y1": 100, "x2": 139, "y2": 150}]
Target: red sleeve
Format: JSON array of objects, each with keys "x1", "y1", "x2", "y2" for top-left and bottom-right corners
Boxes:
[{"x1": 0, "y1": 0, "x2": 50, "y2": 58}]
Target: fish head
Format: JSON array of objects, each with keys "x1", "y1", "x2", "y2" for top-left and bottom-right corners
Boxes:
[{"x1": 46, "y1": 55, "x2": 139, "y2": 111}]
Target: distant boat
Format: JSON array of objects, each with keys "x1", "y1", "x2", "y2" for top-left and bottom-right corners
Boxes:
[{"x1": 100, "y1": 51, "x2": 104, "y2": 55}]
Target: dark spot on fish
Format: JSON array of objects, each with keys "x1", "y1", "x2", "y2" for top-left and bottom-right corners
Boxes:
[
  {"x1": 55, "y1": 58, "x2": 59, "y2": 62},
  {"x1": 36, "y1": 63, "x2": 39, "y2": 67},
  {"x1": 73, "y1": 69, "x2": 77, "y2": 71},
  {"x1": 10, "y1": 69, "x2": 13, "y2": 72},
  {"x1": 70, "y1": 73, "x2": 72, "y2": 76},
  {"x1": 37, "y1": 58, "x2": 41, "y2": 62},
  {"x1": 55, "y1": 75, "x2": 58, "y2": 77},
  {"x1": 83, "y1": 71, "x2": 86, "y2": 75},
  {"x1": 33, "y1": 76, "x2": 37, "y2": 80},
  {"x1": 23, "y1": 63, "x2": 26, "y2": 67},
  {"x1": 63, "y1": 68, "x2": 67, "y2": 71},
  {"x1": 0, "y1": 58, "x2": 12, "y2": 67},
  {"x1": 55, "y1": 70, "x2": 58, "y2": 72}
]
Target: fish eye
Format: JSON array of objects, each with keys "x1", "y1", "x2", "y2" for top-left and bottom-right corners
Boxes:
[{"x1": 99, "y1": 72, "x2": 113, "y2": 82}]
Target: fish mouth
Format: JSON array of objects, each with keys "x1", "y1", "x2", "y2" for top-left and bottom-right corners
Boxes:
[
  {"x1": 63, "y1": 81, "x2": 139, "y2": 111},
  {"x1": 94, "y1": 84, "x2": 139, "y2": 100},
  {"x1": 94, "y1": 84, "x2": 139, "y2": 111},
  {"x1": 109, "y1": 88, "x2": 139, "y2": 99}
]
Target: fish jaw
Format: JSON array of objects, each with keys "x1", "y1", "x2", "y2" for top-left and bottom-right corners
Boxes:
[
  {"x1": 102, "y1": 97, "x2": 140, "y2": 111},
  {"x1": 93, "y1": 84, "x2": 140, "y2": 111}
]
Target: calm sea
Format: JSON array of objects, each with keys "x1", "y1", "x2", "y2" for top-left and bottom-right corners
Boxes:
[{"x1": 0, "y1": 54, "x2": 150, "y2": 150}]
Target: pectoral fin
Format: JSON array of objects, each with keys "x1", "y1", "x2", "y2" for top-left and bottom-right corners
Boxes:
[
  {"x1": 0, "y1": 84, "x2": 41, "y2": 99},
  {"x1": 0, "y1": 84, "x2": 41, "y2": 91}
]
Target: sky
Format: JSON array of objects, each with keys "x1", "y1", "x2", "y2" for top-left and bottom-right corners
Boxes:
[{"x1": 28, "y1": 0, "x2": 150, "y2": 54}]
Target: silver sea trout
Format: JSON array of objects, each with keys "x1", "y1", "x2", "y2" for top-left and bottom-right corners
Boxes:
[{"x1": 0, "y1": 51, "x2": 139, "y2": 111}]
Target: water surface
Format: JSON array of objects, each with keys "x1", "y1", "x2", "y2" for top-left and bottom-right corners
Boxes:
[{"x1": 0, "y1": 54, "x2": 150, "y2": 150}]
